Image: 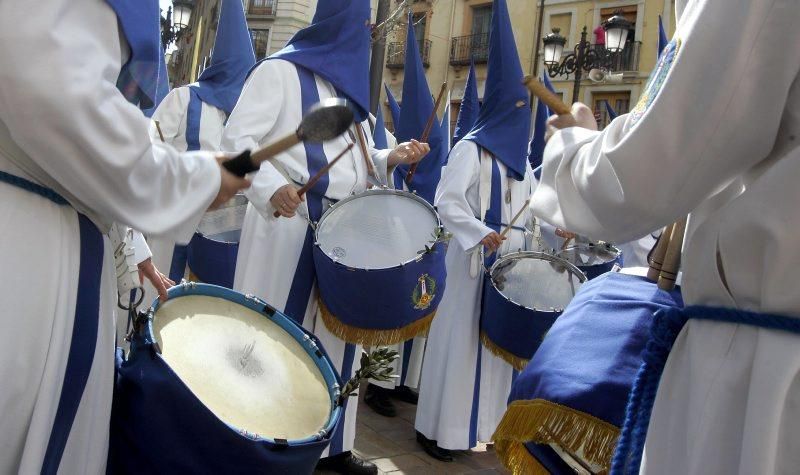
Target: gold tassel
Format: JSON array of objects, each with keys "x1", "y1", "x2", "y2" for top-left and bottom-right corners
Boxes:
[
  {"x1": 480, "y1": 331, "x2": 530, "y2": 371},
  {"x1": 318, "y1": 298, "x2": 435, "y2": 346},
  {"x1": 492, "y1": 399, "x2": 620, "y2": 473}
]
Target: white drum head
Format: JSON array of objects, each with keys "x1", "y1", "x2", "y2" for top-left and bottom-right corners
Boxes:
[
  {"x1": 316, "y1": 191, "x2": 439, "y2": 269},
  {"x1": 154, "y1": 295, "x2": 330, "y2": 440},
  {"x1": 492, "y1": 254, "x2": 584, "y2": 311}
]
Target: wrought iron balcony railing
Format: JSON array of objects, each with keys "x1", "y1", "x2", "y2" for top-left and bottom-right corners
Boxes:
[
  {"x1": 449, "y1": 33, "x2": 489, "y2": 66},
  {"x1": 386, "y1": 39, "x2": 432, "y2": 69},
  {"x1": 247, "y1": 0, "x2": 277, "y2": 16}
]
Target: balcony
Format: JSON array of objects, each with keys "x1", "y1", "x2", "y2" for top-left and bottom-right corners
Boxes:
[
  {"x1": 606, "y1": 41, "x2": 642, "y2": 72},
  {"x1": 247, "y1": 0, "x2": 277, "y2": 17},
  {"x1": 386, "y1": 39, "x2": 432, "y2": 69},
  {"x1": 449, "y1": 33, "x2": 489, "y2": 66}
]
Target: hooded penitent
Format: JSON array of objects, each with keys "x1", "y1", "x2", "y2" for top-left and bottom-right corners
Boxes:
[
  {"x1": 462, "y1": 0, "x2": 531, "y2": 180},
  {"x1": 270, "y1": 0, "x2": 371, "y2": 121},
  {"x1": 452, "y1": 59, "x2": 479, "y2": 146}
]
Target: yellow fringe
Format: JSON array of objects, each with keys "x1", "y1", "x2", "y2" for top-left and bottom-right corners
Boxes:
[
  {"x1": 494, "y1": 438, "x2": 550, "y2": 475},
  {"x1": 480, "y1": 331, "x2": 530, "y2": 371},
  {"x1": 492, "y1": 399, "x2": 620, "y2": 473},
  {"x1": 318, "y1": 298, "x2": 435, "y2": 346}
]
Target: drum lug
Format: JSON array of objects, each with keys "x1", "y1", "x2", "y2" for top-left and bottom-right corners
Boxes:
[{"x1": 317, "y1": 429, "x2": 327, "y2": 440}]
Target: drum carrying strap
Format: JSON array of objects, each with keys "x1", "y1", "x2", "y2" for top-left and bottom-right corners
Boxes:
[
  {"x1": 282, "y1": 66, "x2": 332, "y2": 325},
  {"x1": 470, "y1": 147, "x2": 503, "y2": 277}
]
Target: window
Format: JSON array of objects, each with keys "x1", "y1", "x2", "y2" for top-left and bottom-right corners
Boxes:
[
  {"x1": 249, "y1": 29, "x2": 270, "y2": 60},
  {"x1": 550, "y1": 13, "x2": 572, "y2": 44},
  {"x1": 592, "y1": 91, "x2": 631, "y2": 128},
  {"x1": 413, "y1": 12, "x2": 427, "y2": 41},
  {"x1": 471, "y1": 5, "x2": 492, "y2": 36},
  {"x1": 248, "y1": 0, "x2": 277, "y2": 16}
]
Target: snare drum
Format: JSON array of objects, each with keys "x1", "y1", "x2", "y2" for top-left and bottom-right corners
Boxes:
[
  {"x1": 480, "y1": 252, "x2": 586, "y2": 370},
  {"x1": 109, "y1": 283, "x2": 342, "y2": 475},
  {"x1": 312, "y1": 188, "x2": 447, "y2": 346},
  {"x1": 186, "y1": 193, "x2": 247, "y2": 288},
  {"x1": 557, "y1": 242, "x2": 622, "y2": 280}
]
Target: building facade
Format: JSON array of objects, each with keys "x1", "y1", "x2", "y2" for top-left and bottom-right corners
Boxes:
[
  {"x1": 169, "y1": 0, "x2": 319, "y2": 86},
  {"x1": 380, "y1": 0, "x2": 675, "y2": 133}
]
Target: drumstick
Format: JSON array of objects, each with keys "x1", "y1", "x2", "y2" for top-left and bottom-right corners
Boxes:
[
  {"x1": 273, "y1": 143, "x2": 354, "y2": 218},
  {"x1": 486, "y1": 198, "x2": 531, "y2": 258},
  {"x1": 523, "y1": 76, "x2": 572, "y2": 116},
  {"x1": 658, "y1": 218, "x2": 687, "y2": 290},
  {"x1": 353, "y1": 122, "x2": 377, "y2": 182},
  {"x1": 647, "y1": 223, "x2": 674, "y2": 282},
  {"x1": 154, "y1": 120, "x2": 165, "y2": 143},
  {"x1": 560, "y1": 236, "x2": 574, "y2": 252},
  {"x1": 404, "y1": 82, "x2": 448, "y2": 186}
]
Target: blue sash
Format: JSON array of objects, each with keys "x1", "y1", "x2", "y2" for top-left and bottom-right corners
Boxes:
[
  {"x1": 611, "y1": 305, "x2": 800, "y2": 475},
  {"x1": 166, "y1": 88, "x2": 204, "y2": 282},
  {"x1": 0, "y1": 172, "x2": 103, "y2": 475}
]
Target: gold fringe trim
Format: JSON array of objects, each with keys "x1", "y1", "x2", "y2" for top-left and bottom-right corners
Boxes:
[
  {"x1": 494, "y1": 438, "x2": 550, "y2": 475},
  {"x1": 318, "y1": 298, "x2": 435, "y2": 346},
  {"x1": 480, "y1": 331, "x2": 530, "y2": 371},
  {"x1": 492, "y1": 399, "x2": 620, "y2": 473}
]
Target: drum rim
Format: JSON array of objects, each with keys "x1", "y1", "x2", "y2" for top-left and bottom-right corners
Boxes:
[
  {"x1": 313, "y1": 188, "x2": 444, "y2": 270},
  {"x1": 488, "y1": 251, "x2": 587, "y2": 312},
  {"x1": 556, "y1": 242, "x2": 621, "y2": 264},
  {"x1": 147, "y1": 282, "x2": 342, "y2": 445}
]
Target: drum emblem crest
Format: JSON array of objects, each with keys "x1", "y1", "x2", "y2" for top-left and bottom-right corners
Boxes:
[{"x1": 412, "y1": 274, "x2": 437, "y2": 310}]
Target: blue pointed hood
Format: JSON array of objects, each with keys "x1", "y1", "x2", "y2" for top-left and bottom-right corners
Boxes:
[
  {"x1": 193, "y1": 0, "x2": 256, "y2": 114},
  {"x1": 452, "y1": 59, "x2": 479, "y2": 146},
  {"x1": 527, "y1": 74, "x2": 555, "y2": 177},
  {"x1": 107, "y1": 0, "x2": 161, "y2": 109},
  {"x1": 385, "y1": 83, "x2": 401, "y2": 128},
  {"x1": 604, "y1": 100, "x2": 618, "y2": 121},
  {"x1": 394, "y1": 13, "x2": 446, "y2": 203},
  {"x1": 462, "y1": 0, "x2": 531, "y2": 180},
  {"x1": 658, "y1": 15, "x2": 669, "y2": 56},
  {"x1": 270, "y1": 0, "x2": 371, "y2": 121},
  {"x1": 143, "y1": 44, "x2": 171, "y2": 118},
  {"x1": 373, "y1": 106, "x2": 389, "y2": 150}
]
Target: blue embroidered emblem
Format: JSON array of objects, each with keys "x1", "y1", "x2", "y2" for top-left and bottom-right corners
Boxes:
[{"x1": 630, "y1": 38, "x2": 681, "y2": 125}]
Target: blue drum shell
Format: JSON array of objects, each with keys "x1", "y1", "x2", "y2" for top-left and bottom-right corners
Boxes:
[{"x1": 187, "y1": 229, "x2": 240, "y2": 289}]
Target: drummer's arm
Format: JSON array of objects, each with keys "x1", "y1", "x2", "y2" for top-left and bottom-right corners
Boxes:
[
  {"x1": 221, "y1": 62, "x2": 287, "y2": 221},
  {"x1": 434, "y1": 141, "x2": 494, "y2": 251}
]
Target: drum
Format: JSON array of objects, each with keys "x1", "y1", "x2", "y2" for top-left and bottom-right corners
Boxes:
[
  {"x1": 313, "y1": 188, "x2": 447, "y2": 346},
  {"x1": 492, "y1": 271, "x2": 684, "y2": 474},
  {"x1": 187, "y1": 193, "x2": 247, "y2": 288},
  {"x1": 557, "y1": 242, "x2": 622, "y2": 280},
  {"x1": 110, "y1": 283, "x2": 343, "y2": 475},
  {"x1": 480, "y1": 252, "x2": 586, "y2": 370}
]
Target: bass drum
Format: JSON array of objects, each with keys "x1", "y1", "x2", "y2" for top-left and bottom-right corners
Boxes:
[{"x1": 110, "y1": 283, "x2": 343, "y2": 475}]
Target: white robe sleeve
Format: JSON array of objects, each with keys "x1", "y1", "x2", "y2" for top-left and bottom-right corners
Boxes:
[
  {"x1": 0, "y1": 2, "x2": 220, "y2": 241},
  {"x1": 149, "y1": 88, "x2": 188, "y2": 145},
  {"x1": 531, "y1": 0, "x2": 800, "y2": 244},
  {"x1": 434, "y1": 141, "x2": 494, "y2": 251},
  {"x1": 221, "y1": 62, "x2": 289, "y2": 220},
  {"x1": 130, "y1": 229, "x2": 152, "y2": 265}
]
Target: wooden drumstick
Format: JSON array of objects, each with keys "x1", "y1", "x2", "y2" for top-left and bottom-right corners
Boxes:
[
  {"x1": 523, "y1": 76, "x2": 572, "y2": 116},
  {"x1": 154, "y1": 120, "x2": 166, "y2": 143},
  {"x1": 486, "y1": 198, "x2": 531, "y2": 258},
  {"x1": 647, "y1": 223, "x2": 674, "y2": 282},
  {"x1": 405, "y1": 82, "x2": 448, "y2": 186},
  {"x1": 353, "y1": 122, "x2": 376, "y2": 181},
  {"x1": 273, "y1": 143, "x2": 354, "y2": 218},
  {"x1": 658, "y1": 218, "x2": 687, "y2": 290}
]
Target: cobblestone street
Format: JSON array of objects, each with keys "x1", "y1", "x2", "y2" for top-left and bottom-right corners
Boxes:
[{"x1": 316, "y1": 392, "x2": 508, "y2": 475}]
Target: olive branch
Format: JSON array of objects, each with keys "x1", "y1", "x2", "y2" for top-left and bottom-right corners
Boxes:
[{"x1": 337, "y1": 348, "x2": 399, "y2": 406}]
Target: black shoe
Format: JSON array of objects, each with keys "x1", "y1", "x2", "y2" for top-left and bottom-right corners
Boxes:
[
  {"x1": 364, "y1": 384, "x2": 397, "y2": 417},
  {"x1": 316, "y1": 451, "x2": 377, "y2": 475},
  {"x1": 389, "y1": 385, "x2": 419, "y2": 405},
  {"x1": 416, "y1": 431, "x2": 454, "y2": 462}
]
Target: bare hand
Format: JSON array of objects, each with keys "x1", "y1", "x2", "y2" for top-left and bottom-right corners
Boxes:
[
  {"x1": 545, "y1": 102, "x2": 598, "y2": 141},
  {"x1": 210, "y1": 154, "x2": 251, "y2": 210},
  {"x1": 270, "y1": 184, "x2": 304, "y2": 218},
  {"x1": 388, "y1": 139, "x2": 430, "y2": 166},
  {"x1": 138, "y1": 258, "x2": 175, "y2": 302},
  {"x1": 481, "y1": 231, "x2": 506, "y2": 252}
]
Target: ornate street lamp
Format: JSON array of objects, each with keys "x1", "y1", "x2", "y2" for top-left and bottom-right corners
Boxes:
[
  {"x1": 161, "y1": 1, "x2": 195, "y2": 50},
  {"x1": 541, "y1": 11, "x2": 630, "y2": 103}
]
